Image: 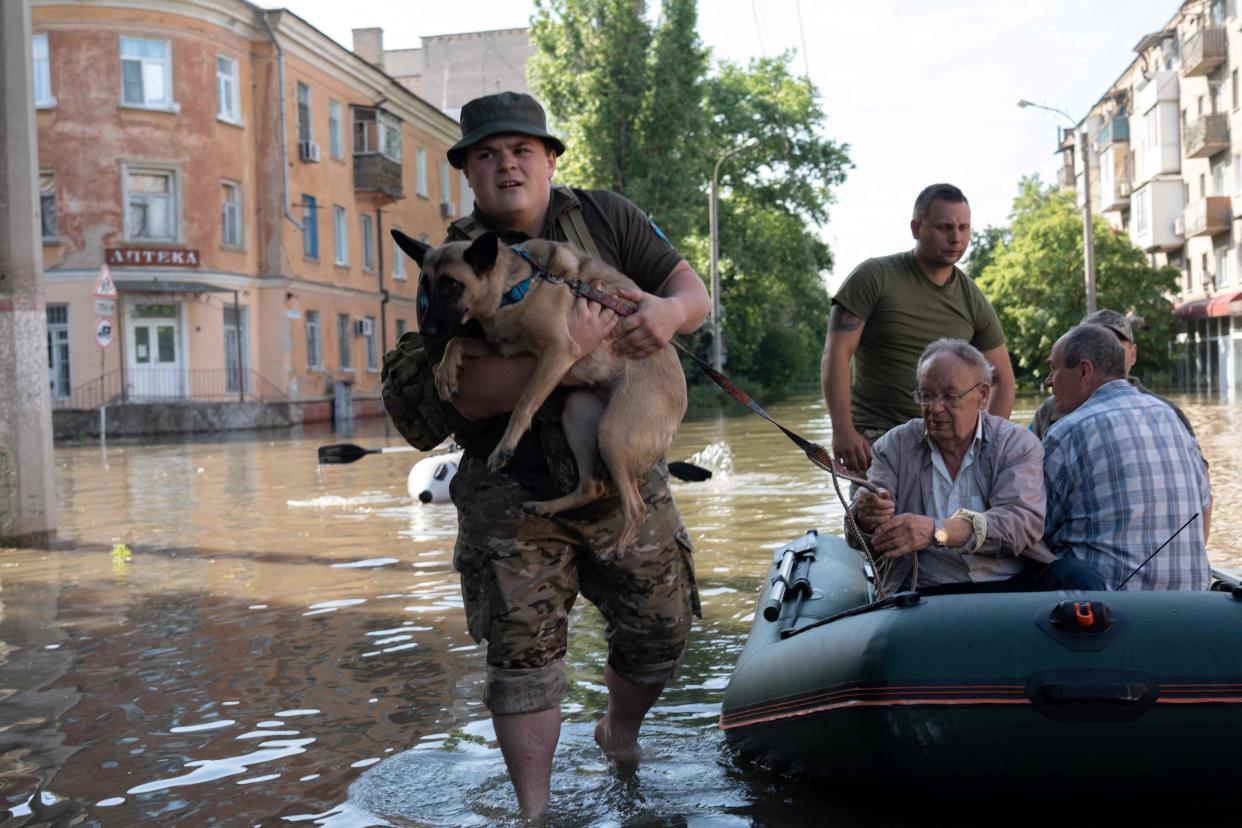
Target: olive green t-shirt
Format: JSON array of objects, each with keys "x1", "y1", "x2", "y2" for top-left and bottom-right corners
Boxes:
[{"x1": 832, "y1": 251, "x2": 1005, "y2": 432}]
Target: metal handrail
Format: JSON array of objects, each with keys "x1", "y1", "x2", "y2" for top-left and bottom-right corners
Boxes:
[{"x1": 52, "y1": 368, "x2": 294, "y2": 410}]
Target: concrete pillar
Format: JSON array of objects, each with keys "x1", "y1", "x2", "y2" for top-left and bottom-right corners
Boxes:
[{"x1": 0, "y1": 0, "x2": 57, "y2": 544}]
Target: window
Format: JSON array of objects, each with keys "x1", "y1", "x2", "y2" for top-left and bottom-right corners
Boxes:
[
  {"x1": 416, "y1": 148, "x2": 428, "y2": 197},
  {"x1": 337, "y1": 313, "x2": 352, "y2": 370},
  {"x1": 125, "y1": 167, "x2": 177, "y2": 241},
  {"x1": 1235, "y1": 154, "x2": 1242, "y2": 192},
  {"x1": 459, "y1": 171, "x2": 473, "y2": 216},
  {"x1": 1217, "y1": 245, "x2": 1230, "y2": 286},
  {"x1": 1213, "y1": 161, "x2": 1227, "y2": 196},
  {"x1": 439, "y1": 160, "x2": 451, "y2": 207},
  {"x1": 216, "y1": 55, "x2": 240, "y2": 122},
  {"x1": 302, "y1": 194, "x2": 318, "y2": 259},
  {"x1": 360, "y1": 213, "x2": 375, "y2": 271},
  {"x1": 39, "y1": 170, "x2": 57, "y2": 241},
  {"x1": 396, "y1": 318, "x2": 407, "y2": 339},
  {"x1": 328, "y1": 99, "x2": 344, "y2": 159},
  {"x1": 1135, "y1": 188, "x2": 1148, "y2": 234},
  {"x1": 120, "y1": 36, "x2": 173, "y2": 108},
  {"x1": 1213, "y1": 84, "x2": 1225, "y2": 116},
  {"x1": 221, "y1": 181, "x2": 242, "y2": 247},
  {"x1": 46, "y1": 305, "x2": 70, "y2": 399},
  {"x1": 392, "y1": 232, "x2": 406, "y2": 280},
  {"x1": 333, "y1": 205, "x2": 348, "y2": 265},
  {"x1": 33, "y1": 33, "x2": 54, "y2": 107},
  {"x1": 364, "y1": 316, "x2": 378, "y2": 371},
  {"x1": 1234, "y1": 69, "x2": 1240, "y2": 111},
  {"x1": 306, "y1": 310, "x2": 322, "y2": 369},
  {"x1": 352, "y1": 108, "x2": 401, "y2": 162},
  {"x1": 297, "y1": 82, "x2": 312, "y2": 143}
]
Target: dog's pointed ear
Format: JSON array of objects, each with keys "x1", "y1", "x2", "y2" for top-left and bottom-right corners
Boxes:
[
  {"x1": 391, "y1": 229, "x2": 429, "y2": 268},
  {"x1": 463, "y1": 232, "x2": 499, "y2": 275}
]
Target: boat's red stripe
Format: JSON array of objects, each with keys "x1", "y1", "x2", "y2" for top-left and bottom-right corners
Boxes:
[{"x1": 721, "y1": 680, "x2": 1242, "y2": 730}]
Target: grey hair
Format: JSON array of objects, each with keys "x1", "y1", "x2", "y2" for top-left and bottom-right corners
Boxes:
[
  {"x1": 913, "y1": 183, "x2": 968, "y2": 221},
  {"x1": 1058, "y1": 324, "x2": 1126, "y2": 380},
  {"x1": 917, "y1": 338, "x2": 994, "y2": 385}
]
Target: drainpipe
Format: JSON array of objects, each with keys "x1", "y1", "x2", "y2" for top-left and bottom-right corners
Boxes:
[
  {"x1": 261, "y1": 11, "x2": 302, "y2": 231},
  {"x1": 377, "y1": 207, "x2": 388, "y2": 354}
]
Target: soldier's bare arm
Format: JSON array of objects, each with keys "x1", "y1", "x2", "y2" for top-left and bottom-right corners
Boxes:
[{"x1": 821, "y1": 305, "x2": 871, "y2": 474}]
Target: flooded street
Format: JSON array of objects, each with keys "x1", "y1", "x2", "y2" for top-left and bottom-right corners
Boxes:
[{"x1": 2, "y1": 392, "x2": 1240, "y2": 826}]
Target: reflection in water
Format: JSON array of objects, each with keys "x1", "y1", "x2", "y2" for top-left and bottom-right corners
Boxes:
[{"x1": 1, "y1": 393, "x2": 1239, "y2": 824}]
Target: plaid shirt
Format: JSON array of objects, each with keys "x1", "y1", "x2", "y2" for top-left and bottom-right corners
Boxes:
[{"x1": 1043, "y1": 380, "x2": 1211, "y2": 590}]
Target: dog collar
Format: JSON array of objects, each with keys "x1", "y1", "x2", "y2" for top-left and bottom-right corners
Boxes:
[{"x1": 499, "y1": 275, "x2": 534, "y2": 308}]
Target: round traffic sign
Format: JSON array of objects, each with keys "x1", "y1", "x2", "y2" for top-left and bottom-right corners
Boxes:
[{"x1": 95, "y1": 316, "x2": 114, "y2": 349}]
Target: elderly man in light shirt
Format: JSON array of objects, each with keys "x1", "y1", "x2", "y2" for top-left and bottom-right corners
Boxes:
[{"x1": 851, "y1": 339, "x2": 1103, "y2": 594}]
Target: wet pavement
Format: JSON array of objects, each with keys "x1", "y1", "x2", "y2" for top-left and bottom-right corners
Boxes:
[{"x1": 1, "y1": 392, "x2": 1239, "y2": 825}]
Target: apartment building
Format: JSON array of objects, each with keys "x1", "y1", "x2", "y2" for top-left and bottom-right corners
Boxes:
[
  {"x1": 34, "y1": 0, "x2": 469, "y2": 424},
  {"x1": 1058, "y1": 0, "x2": 1242, "y2": 397}
]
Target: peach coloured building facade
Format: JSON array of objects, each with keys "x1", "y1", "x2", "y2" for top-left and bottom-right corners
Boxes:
[{"x1": 34, "y1": 0, "x2": 467, "y2": 422}]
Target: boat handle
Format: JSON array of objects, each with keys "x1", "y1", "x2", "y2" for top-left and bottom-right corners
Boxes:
[{"x1": 1039, "y1": 682, "x2": 1148, "y2": 703}]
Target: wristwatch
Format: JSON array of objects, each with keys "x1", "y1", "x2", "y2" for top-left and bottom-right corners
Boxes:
[{"x1": 932, "y1": 518, "x2": 949, "y2": 546}]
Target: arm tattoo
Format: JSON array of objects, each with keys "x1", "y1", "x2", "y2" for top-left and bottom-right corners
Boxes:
[{"x1": 829, "y1": 306, "x2": 864, "y2": 333}]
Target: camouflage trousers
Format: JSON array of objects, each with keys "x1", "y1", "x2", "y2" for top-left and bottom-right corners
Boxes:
[{"x1": 450, "y1": 455, "x2": 700, "y2": 715}]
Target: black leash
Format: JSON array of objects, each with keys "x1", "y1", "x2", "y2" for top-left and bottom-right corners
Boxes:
[{"x1": 1115, "y1": 513, "x2": 1199, "y2": 589}]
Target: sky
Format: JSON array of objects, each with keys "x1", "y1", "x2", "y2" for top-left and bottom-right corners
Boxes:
[{"x1": 263, "y1": 0, "x2": 1178, "y2": 289}]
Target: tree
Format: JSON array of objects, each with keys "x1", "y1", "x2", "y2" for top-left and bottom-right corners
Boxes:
[
  {"x1": 531, "y1": 1, "x2": 852, "y2": 395},
  {"x1": 973, "y1": 176, "x2": 1180, "y2": 388}
]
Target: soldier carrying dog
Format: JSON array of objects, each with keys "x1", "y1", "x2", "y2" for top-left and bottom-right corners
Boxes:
[{"x1": 384, "y1": 91, "x2": 709, "y2": 818}]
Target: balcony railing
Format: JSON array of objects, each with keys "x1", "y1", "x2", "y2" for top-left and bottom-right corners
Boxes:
[
  {"x1": 1095, "y1": 116, "x2": 1129, "y2": 150},
  {"x1": 1184, "y1": 113, "x2": 1229, "y2": 158},
  {"x1": 52, "y1": 369, "x2": 292, "y2": 410},
  {"x1": 1183, "y1": 26, "x2": 1227, "y2": 77},
  {"x1": 1181, "y1": 196, "x2": 1232, "y2": 238},
  {"x1": 353, "y1": 153, "x2": 404, "y2": 199}
]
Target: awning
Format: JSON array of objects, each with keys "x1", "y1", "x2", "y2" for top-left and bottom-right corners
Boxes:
[
  {"x1": 1174, "y1": 290, "x2": 1242, "y2": 320},
  {"x1": 115, "y1": 279, "x2": 235, "y2": 294}
]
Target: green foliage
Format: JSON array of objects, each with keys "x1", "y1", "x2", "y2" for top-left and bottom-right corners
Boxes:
[
  {"x1": 530, "y1": 2, "x2": 851, "y2": 396},
  {"x1": 973, "y1": 176, "x2": 1180, "y2": 388}
]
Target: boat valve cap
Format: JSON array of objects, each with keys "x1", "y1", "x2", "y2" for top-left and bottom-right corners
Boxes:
[{"x1": 894, "y1": 591, "x2": 921, "y2": 608}]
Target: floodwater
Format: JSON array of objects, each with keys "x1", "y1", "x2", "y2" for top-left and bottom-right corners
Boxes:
[{"x1": 2, "y1": 392, "x2": 1239, "y2": 826}]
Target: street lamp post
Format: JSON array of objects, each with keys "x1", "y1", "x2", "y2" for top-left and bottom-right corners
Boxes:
[
  {"x1": 1018, "y1": 99, "x2": 1097, "y2": 314},
  {"x1": 709, "y1": 138, "x2": 759, "y2": 372}
]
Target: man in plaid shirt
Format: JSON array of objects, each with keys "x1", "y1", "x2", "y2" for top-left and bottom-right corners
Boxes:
[{"x1": 1043, "y1": 324, "x2": 1212, "y2": 590}]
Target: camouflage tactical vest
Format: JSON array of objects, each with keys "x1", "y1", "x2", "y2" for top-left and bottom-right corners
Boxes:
[{"x1": 380, "y1": 330, "x2": 452, "y2": 451}]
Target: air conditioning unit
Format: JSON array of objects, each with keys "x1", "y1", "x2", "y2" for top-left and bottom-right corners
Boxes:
[
  {"x1": 1174, "y1": 216, "x2": 1185, "y2": 237},
  {"x1": 1119, "y1": 181, "x2": 1131, "y2": 197},
  {"x1": 440, "y1": 201, "x2": 454, "y2": 219},
  {"x1": 354, "y1": 317, "x2": 374, "y2": 337},
  {"x1": 299, "y1": 140, "x2": 321, "y2": 163}
]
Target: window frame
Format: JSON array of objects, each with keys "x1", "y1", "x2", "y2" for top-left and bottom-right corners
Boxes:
[
  {"x1": 120, "y1": 35, "x2": 177, "y2": 111},
  {"x1": 39, "y1": 169, "x2": 58, "y2": 243},
  {"x1": 332, "y1": 205, "x2": 349, "y2": 266},
  {"x1": 305, "y1": 309, "x2": 322, "y2": 370},
  {"x1": 337, "y1": 312, "x2": 353, "y2": 371},
  {"x1": 33, "y1": 33, "x2": 55, "y2": 108},
  {"x1": 302, "y1": 194, "x2": 319, "y2": 260},
  {"x1": 328, "y1": 99, "x2": 344, "y2": 159},
  {"x1": 221, "y1": 179, "x2": 243, "y2": 249},
  {"x1": 123, "y1": 164, "x2": 180, "y2": 242},
  {"x1": 216, "y1": 54, "x2": 241, "y2": 124},
  {"x1": 360, "y1": 213, "x2": 375, "y2": 272},
  {"x1": 416, "y1": 148, "x2": 428, "y2": 198},
  {"x1": 297, "y1": 81, "x2": 312, "y2": 144},
  {"x1": 364, "y1": 315, "x2": 378, "y2": 372},
  {"x1": 391, "y1": 231, "x2": 406, "y2": 280}
]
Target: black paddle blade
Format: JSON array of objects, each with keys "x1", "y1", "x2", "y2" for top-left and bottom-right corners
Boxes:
[
  {"x1": 668, "y1": 461, "x2": 712, "y2": 482},
  {"x1": 317, "y1": 443, "x2": 376, "y2": 465}
]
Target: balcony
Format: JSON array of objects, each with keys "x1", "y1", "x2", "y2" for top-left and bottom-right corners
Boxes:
[
  {"x1": 1095, "y1": 116, "x2": 1129, "y2": 151},
  {"x1": 1181, "y1": 196, "x2": 1232, "y2": 237},
  {"x1": 1184, "y1": 113, "x2": 1229, "y2": 158},
  {"x1": 353, "y1": 153, "x2": 404, "y2": 199},
  {"x1": 1182, "y1": 26, "x2": 1227, "y2": 77}
]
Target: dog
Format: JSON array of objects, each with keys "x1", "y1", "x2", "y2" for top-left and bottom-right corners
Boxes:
[{"x1": 391, "y1": 229, "x2": 687, "y2": 553}]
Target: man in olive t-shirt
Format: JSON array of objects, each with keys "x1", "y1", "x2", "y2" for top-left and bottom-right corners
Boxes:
[{"x1": 820, "y1": 184, "x2": 1015, "y2": 473}]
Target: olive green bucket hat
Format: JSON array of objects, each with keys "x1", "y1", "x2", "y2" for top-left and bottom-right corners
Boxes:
[{"x1": 447, "y1": 91, "x2": 566, "y2": 169}]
